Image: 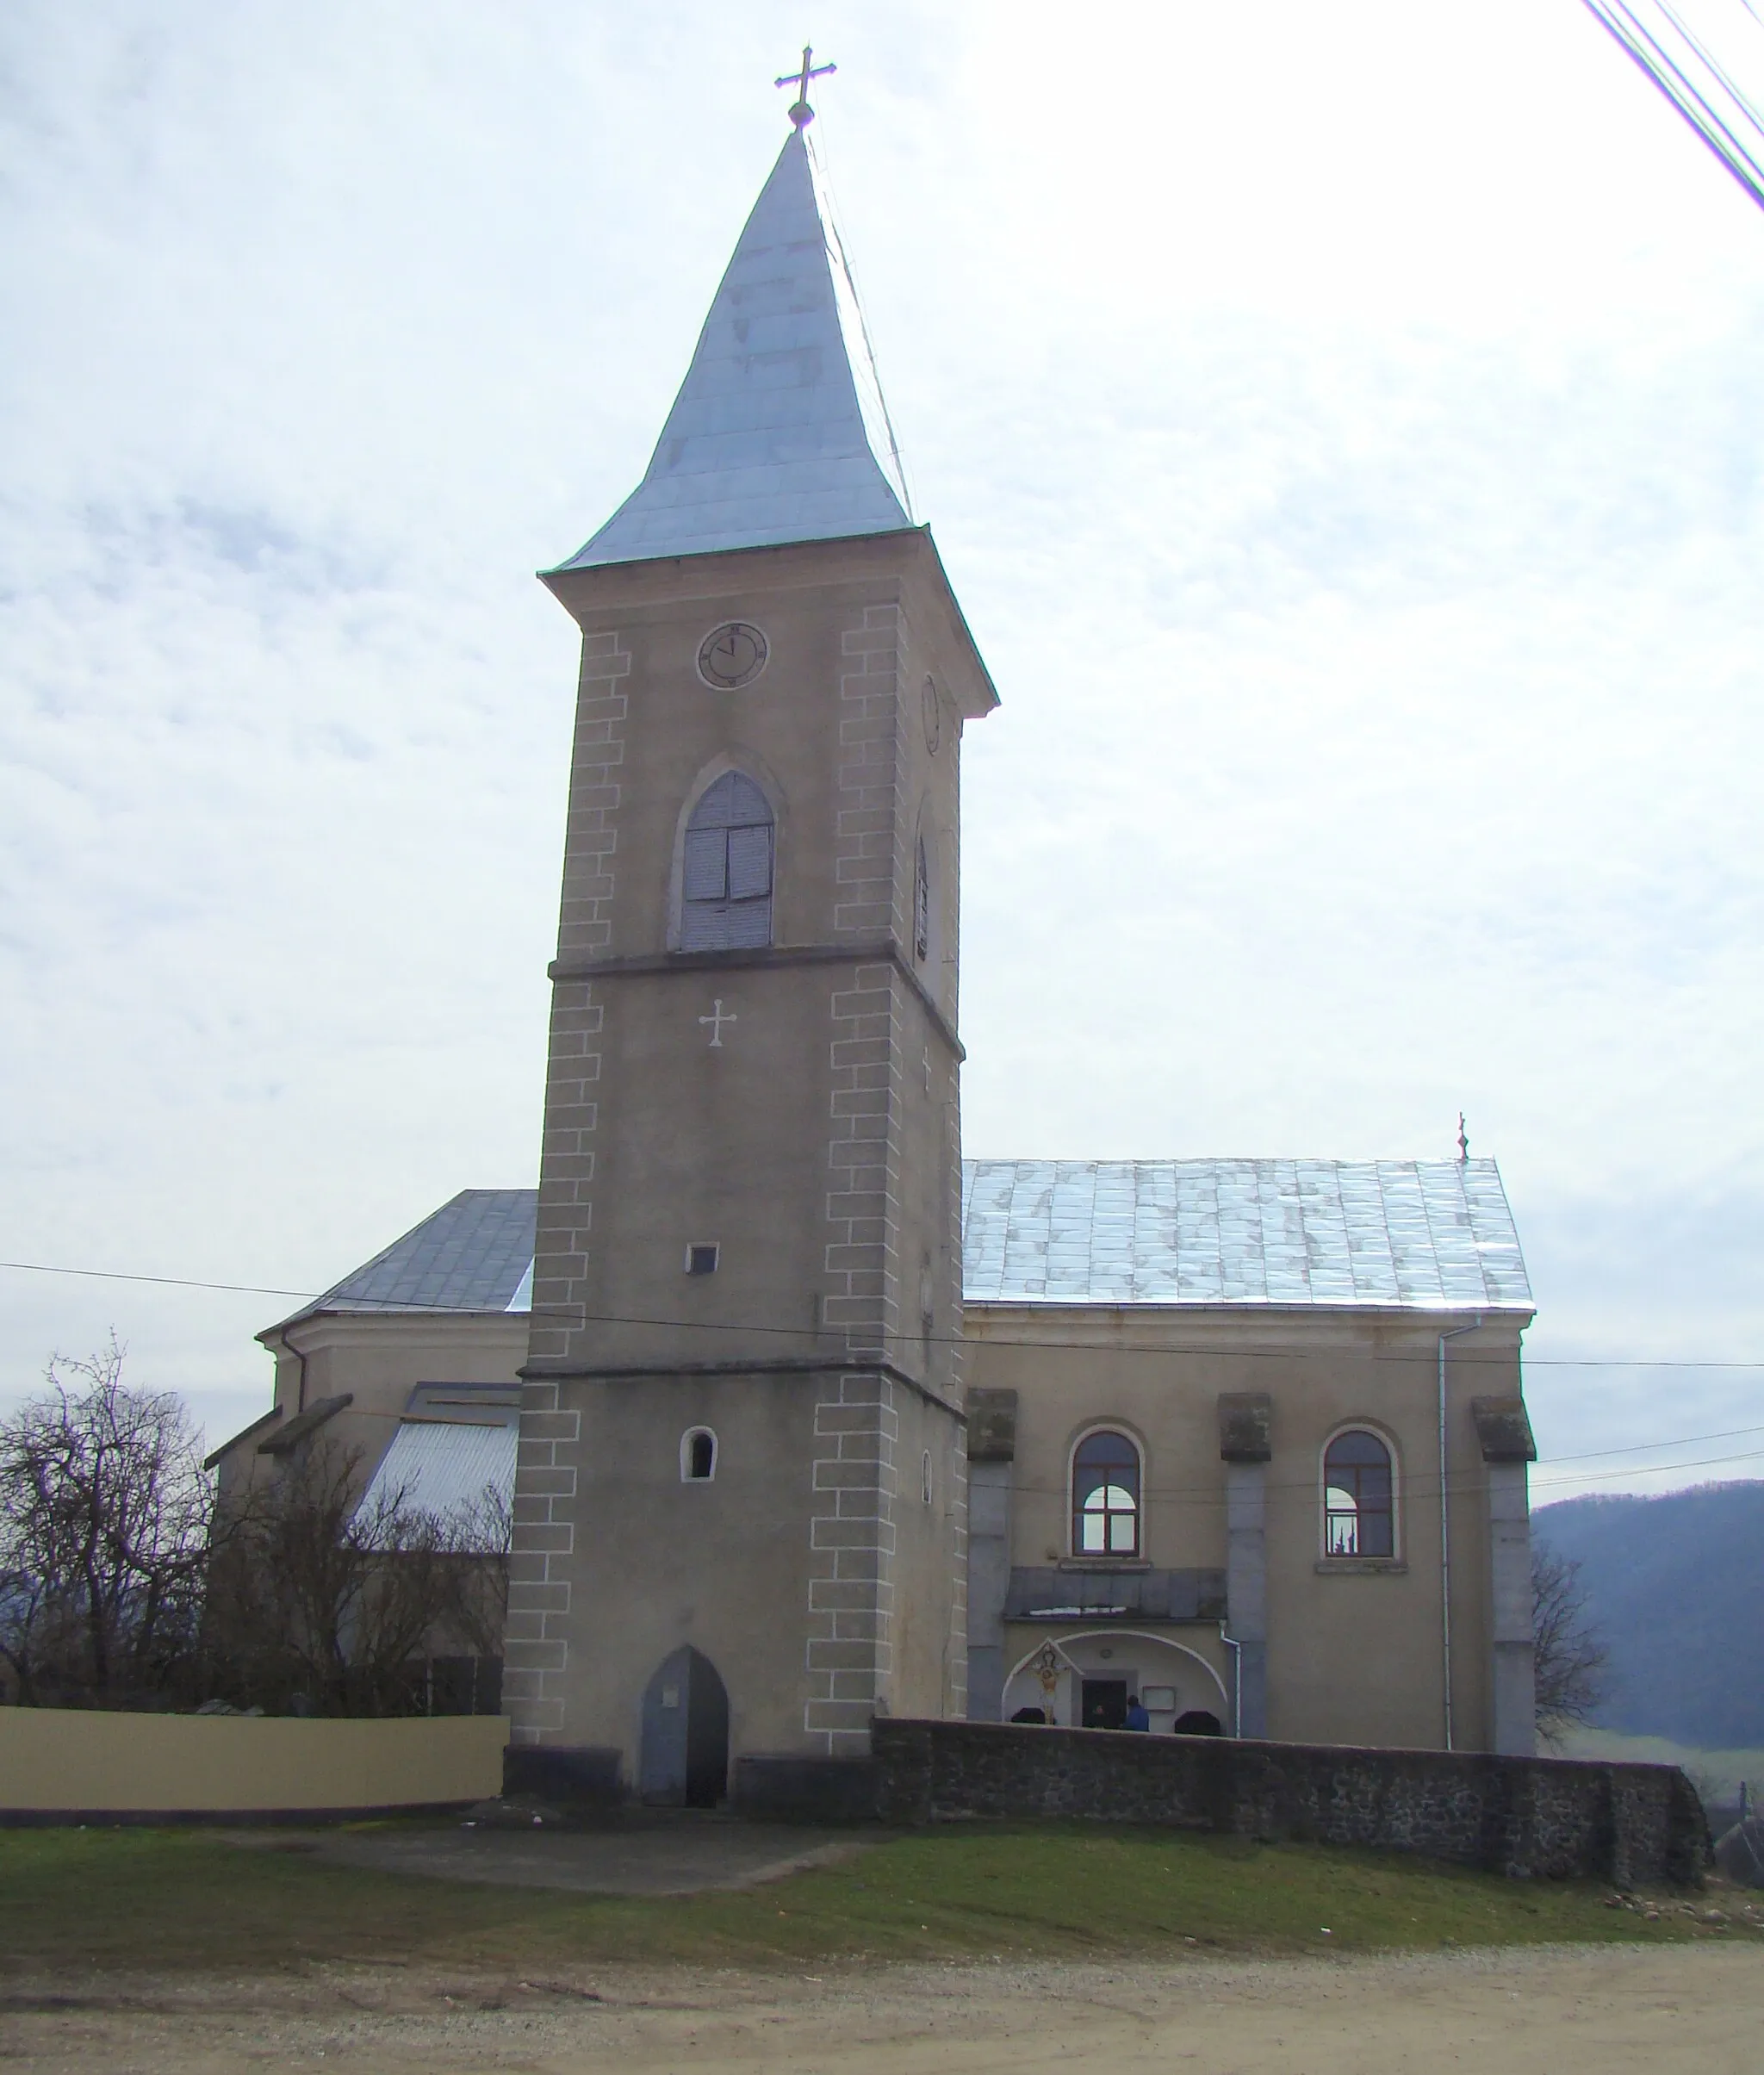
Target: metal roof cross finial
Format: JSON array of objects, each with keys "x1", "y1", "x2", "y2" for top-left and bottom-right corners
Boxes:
[
  {"x1": 775, "y1": 43, "x2": 835, "y2": 127},
  {"x1": 1457, "y1": 1112, "x2": 1469, "y2": 1164}
]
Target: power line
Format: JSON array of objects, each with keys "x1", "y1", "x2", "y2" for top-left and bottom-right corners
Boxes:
[
  {"x1": 8, "y1": 1254, "x2": 1764, "y2": 1369},
  {"x1": 1536, "y1": 1420, "x2": 1764, "y2": 1462},
  {"x1": 1, "y1": 1260, "x2": 314, "y2": 1302},
  {"x1": 7, "y1": 1263, "x2": 1756, "y2": 1490},
  {"x1": 1531, "y1": 1444, "x2": 1764, "y2": 1488},
  {"x1": 1579, "y1": 0, "x2": 1764, "y2": 213}
]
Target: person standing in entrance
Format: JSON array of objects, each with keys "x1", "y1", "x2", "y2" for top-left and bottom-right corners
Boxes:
[{"x1": 1124, "y1": 1693, "x2": 1151, "y2": 1732}]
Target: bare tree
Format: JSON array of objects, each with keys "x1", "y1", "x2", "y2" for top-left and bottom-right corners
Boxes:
[
  {"x1": 444, "y1": 1480, "x2": 512, "y2": 1668},
  {"x1": 203, "y1": 1441, "x2": 510, "y2": 1717},
  {"x1": 0, "y1": 1337, "x2": 211, "y2": 1707},
  {"x1": 1533, "y1": 1543, "x2": 1607, "y2": 1743}
]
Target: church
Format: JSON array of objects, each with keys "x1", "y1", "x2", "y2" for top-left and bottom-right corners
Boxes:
[{"x1": 210, "y1": 96, "x2": 1540, "y2": 1802}]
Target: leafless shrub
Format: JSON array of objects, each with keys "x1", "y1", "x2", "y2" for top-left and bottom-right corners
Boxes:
[
  {"x1": 202, "y1": 1441, "x2": 509, "y2": 1717},
  {"x1": 0, "y1": 1336, "x2": 211, "y2": 1707},
  {"x1": 439, "y1": 1479, "x2": 512, "y2": 1667},
  {"x1": 1534, "y1": 1543, "x2": 1608, "y2": 1744}
]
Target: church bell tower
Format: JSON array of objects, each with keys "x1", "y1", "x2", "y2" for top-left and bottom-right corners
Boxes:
[{"x1": 504, "y1": 99, "x2": 998, "y2": 1799}]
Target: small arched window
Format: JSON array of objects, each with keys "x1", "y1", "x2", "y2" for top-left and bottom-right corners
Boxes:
[
  {"x1": 914, "y1": 834, "x2": 930, "y2": 961},
  {"x1": 681, "y1": 773, "x2": 773, "y2": 951},
  {"x1": 1323, "y1": 1429, "x2": 1394, "y2": 1556},
  {"x1": 680, "y1": 1427, "x2": 717, "y2": 1482},
  {"x1": 1071, "y1": 1430, "x2": 1141, "y2": 1556}
]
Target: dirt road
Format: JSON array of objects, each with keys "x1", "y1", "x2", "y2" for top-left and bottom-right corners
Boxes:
[{"x1": 3, "y1": 1943, "x2": 1761, "y2": 2073}]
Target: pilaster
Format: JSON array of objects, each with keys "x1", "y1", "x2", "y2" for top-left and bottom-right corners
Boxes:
[
  {"x1": 804, "y1": 1370, "x2": 900, "y2": 1754},
  {"x1": 1220, "y1": 1392, "x2": 1272, "y2": 1739},
  {"x1": 503, "y1": 1379, "x2": 582, "y2": 1744},
  {"x1": 964, "y1": 1389, "x2": 1018, "y2": 1722},
  {"x1": 1474, "y1": 1395, "x2": 1538, "y2": 1757}
]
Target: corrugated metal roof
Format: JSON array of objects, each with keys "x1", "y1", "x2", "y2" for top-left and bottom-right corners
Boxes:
[
  {"x1": 357, "y1": 1417, "x2": 515, "y2": 1544},
  {"x1": 552, "y1": 128, "x2": 914, "y2": 571},
  {"x1": 960, "y1": 1159, "x2": 1533, "y2": 1312},
  {"x1": 295, "y1": 1190, "x2": 538, "y2": 1321}
]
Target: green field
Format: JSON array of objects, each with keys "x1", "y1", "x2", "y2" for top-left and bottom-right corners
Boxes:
[{"x1": 0, "y1": 1823, "x2": 1752, "y2": 1977}]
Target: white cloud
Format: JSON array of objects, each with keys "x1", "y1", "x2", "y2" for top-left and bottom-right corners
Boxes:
[{"x1": 3, "y1": 0, "x2": 1762, "y2": 1496}]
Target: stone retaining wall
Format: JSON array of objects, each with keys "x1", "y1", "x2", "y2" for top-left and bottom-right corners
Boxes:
[{"x1": 872, "y1": 1719, "x2": 1708, "y2": 1886}]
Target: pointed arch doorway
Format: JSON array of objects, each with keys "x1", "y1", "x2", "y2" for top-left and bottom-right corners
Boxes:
[{"x1": 639, "y1": 1646, "x2": 730, "y2": 1807}]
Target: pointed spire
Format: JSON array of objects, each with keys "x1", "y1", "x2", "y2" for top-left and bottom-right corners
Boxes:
[{"x1": 554, "y1": 129, "x2": 915, "y2": 572}]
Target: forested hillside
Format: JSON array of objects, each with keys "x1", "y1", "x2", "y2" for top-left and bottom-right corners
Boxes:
[{"x1": 1532, "y1": 1481, "x2": 1764, "y2": 1749}]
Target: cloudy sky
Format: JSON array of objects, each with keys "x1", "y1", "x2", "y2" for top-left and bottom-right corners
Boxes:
[{"x1": 3, "y1": 1, "x2": 1761, "y2": 1502}]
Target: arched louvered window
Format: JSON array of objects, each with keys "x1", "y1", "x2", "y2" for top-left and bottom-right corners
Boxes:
[
  {"x1": 914, "y1": 834, "x2": 930, "y2": 961},
  {"x1": 681, "y1": 773, "x2": 773, "y2": 951},
  {"x1": 1323, "y1": 1429, "x2": 1395, "y2": 1557},
  {"x1": 1071, "y1": 1429, "x2": 1141, "y2": 1556}
]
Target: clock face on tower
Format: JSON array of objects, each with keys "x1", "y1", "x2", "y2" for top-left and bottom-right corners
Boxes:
[{"x1": 696, "y1": 621, "x2": 769, "y2": 690}]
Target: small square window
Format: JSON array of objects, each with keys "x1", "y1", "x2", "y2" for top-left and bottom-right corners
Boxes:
[{"x1": 685, "y1": 1243, "x2": 719, "y2": 1276}]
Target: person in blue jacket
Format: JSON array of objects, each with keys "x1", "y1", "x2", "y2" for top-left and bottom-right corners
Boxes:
[{"x1": 1124, "y1": 1693, "x2": 1151, "y2": 1732}]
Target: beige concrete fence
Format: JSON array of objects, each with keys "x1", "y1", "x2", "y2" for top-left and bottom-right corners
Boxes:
[{"x1": 0, "y1": 1707, "x2": 507, "y2": 1819}]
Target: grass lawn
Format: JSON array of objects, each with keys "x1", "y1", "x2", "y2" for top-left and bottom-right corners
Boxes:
[{"x1": 0, "y1": 1823, "x2": 1754, "y2": 1976}]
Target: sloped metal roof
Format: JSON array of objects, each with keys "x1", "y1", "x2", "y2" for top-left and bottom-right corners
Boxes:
[
  {"x1": 286, "y1": 1158, "x2": 1532, "y2": 1329},
  {"x1": 289, "y1": 1190, "x2": 537, "y2": 1323},
  {"x1": 552, "y1": 127, "x2": 914, "y2": 571},
  {"x1": 357, "y1": 1416, "x2": 515, "y2": 1545},
  {"x1": 960, "y1": 1159, "x2": 1533, "y2": 1312}
]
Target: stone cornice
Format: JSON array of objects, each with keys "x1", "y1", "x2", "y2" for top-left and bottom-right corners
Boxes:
[{"x1": 519, "y1": 1351, "x2": 965, "y2": 1420}]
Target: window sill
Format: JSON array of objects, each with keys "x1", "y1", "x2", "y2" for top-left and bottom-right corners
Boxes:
[
  {"x1": 1314, "y1": 1558, "x2": 1408, "y2": 1575},
  {"x1": 1058, "y1": 1557, "x2": 1152, "y2": 1572}
]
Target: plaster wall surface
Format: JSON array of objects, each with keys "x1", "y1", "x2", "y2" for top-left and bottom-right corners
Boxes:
[
  {"x1": 510, "y1": 530, "x2": 991, "y2": 1761},
  {"x1": 507, "y1": 1371, "x2": 823, "y2": 1768},
  {"x1": 0, "y1": 1708, "x2": 506, "y2": 1817},
  {"x1": 221, "y1": 1315, "x2": 526, "y2": 1504},
  {"x1": 962, "y1": 1306, "x2": 1526, "y2": 1753}
]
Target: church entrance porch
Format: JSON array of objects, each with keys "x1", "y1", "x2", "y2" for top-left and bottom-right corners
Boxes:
[
  {"x1": 639, "y1": 1647, "x2": 730, "y2": 1807},
  {"x1": 1002, "y1": 1630, "x2": 1231, "y2": 1735}
]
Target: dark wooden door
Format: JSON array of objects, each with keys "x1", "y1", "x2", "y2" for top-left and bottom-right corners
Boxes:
[{"x1": 1080, "y1": 1678, "x2": 1127, "y2": 1730}]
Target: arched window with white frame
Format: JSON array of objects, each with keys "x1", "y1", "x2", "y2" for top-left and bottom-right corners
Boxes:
[
  {"x1": 1071, "y1": 1428, "x2": 1142, "y2": 1557},
  {"x1": 680, "y1": 772, "x2": 773, "y2": 950},
  {"x1": 680, "y1": 1427, "x2": 717, "y2": 1482},
  {"x1": 1322, "y1": 1427, "x2": 1395, "y2": 1557}
]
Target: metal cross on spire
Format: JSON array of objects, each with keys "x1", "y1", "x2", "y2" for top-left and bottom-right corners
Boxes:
[{"x1": 775, "y1": 43, "x2": 835, "y2": 127}]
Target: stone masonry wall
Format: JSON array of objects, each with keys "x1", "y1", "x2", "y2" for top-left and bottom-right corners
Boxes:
[
  {"x1": 506, "y1": 629, "x2": 627, "y2": 1746},
  {"x1": 872, "y1": 1720, "x2": 1709, "y2": 1886},
  {"x1": 804, "y1": 1370, "x2": 900, "y2": 1756}
]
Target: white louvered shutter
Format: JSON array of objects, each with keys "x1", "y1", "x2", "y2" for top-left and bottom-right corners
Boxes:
[
  {"x1": 726, "y1": 823, "x2": 773, "y2": 901},
  {"x1": 680, "y1": 772, "x2": 774, "y2": 951},
  {"x1": 683, "y1": 827, "x2": 727, "y2": 901},
  {"x1": 915, "y1": 836, "x2": 930, "y2": 960}
]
